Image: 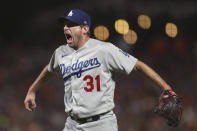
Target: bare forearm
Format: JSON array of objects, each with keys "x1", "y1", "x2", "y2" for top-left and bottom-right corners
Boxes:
[
  {"x1": 28, "y1": 65, "x2": 53, "y2": 93},
  {"x1": 134, "y1": 60, "x2": 171, "y2": 90}
]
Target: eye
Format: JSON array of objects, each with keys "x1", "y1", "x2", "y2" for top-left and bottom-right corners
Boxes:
[{"x1": 64, "y1": 21, "x2": 79, "y2": 27}]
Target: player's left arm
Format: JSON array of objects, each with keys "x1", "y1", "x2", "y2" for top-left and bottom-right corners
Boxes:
[
  {"x1": 133, "y1": 60, "x2": 172, "y2": 90},
  {"x1": 133, "y1": 60, "x2": 182, "y2": 126}
]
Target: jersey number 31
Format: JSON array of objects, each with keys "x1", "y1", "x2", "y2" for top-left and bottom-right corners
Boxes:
[{"x1": 83, "y1": 75, "x2": 100, "y2": 92}]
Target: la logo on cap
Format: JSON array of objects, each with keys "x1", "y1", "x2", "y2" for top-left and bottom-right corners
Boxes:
[{"x1": 68, "y1": 10, "x2": 73, "y2": 16}]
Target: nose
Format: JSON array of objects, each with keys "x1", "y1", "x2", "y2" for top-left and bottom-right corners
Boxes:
[{"x1": 64, "y1": 25, "x2": 69, "y2": 30}]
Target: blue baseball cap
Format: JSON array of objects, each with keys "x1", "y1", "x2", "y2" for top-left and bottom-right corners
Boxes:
[{"x1": 59, "y1": 9, "x2": 91, "y2": 28}]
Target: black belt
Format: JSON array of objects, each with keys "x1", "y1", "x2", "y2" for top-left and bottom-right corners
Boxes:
[{"x1": 69, "y1": 111, "x2": 111, "y2": 124}]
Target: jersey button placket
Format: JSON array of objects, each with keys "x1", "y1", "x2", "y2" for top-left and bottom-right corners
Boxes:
[{"x1": 71, "y1": 51, "x2": 78, "y2": 80}]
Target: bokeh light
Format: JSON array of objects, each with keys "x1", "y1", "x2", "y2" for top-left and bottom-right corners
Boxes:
[
  {"x1": 165, "y1": 22, "x2": 178, "y2": 38},
  {"x1": 138, "y1": 14, "x2": 151, "y2": 30},
  {"x1": 123, "y1": 29, "x2": 137, "y2": 44},
  {"x1": 94, "y1": 25, "x2": 109, "y2": 41},
  {"x1": 114, "y1": 19, "x2": 129, "y2": 34}
]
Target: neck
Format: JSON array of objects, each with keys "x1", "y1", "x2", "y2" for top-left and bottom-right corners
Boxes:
[{"x1": 76, "y1": 35, "x2": 90, "y2": 50}]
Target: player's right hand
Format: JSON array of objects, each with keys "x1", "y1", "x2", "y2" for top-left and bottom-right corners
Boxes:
[{"x1": 24, "y1": 92, "x2": 37, "y2": 112}]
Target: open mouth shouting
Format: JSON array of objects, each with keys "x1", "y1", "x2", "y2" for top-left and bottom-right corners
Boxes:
[{"x1": 65, "y1": 33, "x2": 73, "y2": 44}]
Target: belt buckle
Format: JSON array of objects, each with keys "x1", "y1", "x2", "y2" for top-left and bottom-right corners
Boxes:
[
  {"x1": 83, "y1": 115, "x2": 100, "y2": 123},
  {"x1": 86, "y1": 117, "x2": 93, "y2": 122}
]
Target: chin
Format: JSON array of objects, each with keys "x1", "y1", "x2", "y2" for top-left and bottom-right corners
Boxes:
[
  {"x1": 68, "y1": 43, "x2": 75, "y2": 48},
  {"x1": 68, "y1": 43, "x2": 73, "y2": 47}
]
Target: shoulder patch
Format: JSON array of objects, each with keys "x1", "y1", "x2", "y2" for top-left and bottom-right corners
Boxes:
[{"x1": 119, "y1": 49, "x2": 130, "y2": 58}]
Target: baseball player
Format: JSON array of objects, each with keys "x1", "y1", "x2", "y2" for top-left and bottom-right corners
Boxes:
[{"x1": 24, "y1": 9, "x2": 182, "y2": 131}]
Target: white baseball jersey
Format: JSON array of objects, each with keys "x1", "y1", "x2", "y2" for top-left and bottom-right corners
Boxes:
[{"x1": 48, "y1": 38, "x2": 137, "y2": 118}]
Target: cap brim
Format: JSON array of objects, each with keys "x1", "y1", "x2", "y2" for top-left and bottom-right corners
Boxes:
[
  {"x1": 58, "y1": 16, "x2": 81, "y2": 27},
  {"x1": 58, "y1": 16, "x2": 68, "y2": 23}
]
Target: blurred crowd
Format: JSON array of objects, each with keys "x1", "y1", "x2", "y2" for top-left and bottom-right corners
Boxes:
[{"x1": 0, "y1": 32, "x2": 197, "y2": 131}]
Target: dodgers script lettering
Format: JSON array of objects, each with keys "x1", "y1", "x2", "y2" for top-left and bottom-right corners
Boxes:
[{"x1": 60, "y1": 57, "x2": 101, "y2": 81}]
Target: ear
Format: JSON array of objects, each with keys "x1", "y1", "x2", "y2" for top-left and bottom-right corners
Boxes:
[{"x1": 82, "y1": 25, "x2": 89, "y2": 34}]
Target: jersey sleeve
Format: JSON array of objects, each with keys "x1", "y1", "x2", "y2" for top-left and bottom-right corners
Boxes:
[
  {"x1": 48, "y1": 49, "x2": 60, "y2": 73},
  {"x1": 105, "y1": 44, "x2": 138, "y2": 74}
]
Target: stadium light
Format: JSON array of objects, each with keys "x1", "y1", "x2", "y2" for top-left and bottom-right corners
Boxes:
[
  {"x1": 94, "y1": 25, "x2": 109, "y2": 41},
  {"x1": 123, "y1": 29, "x2": 137, "y2": 44},
  {"x1": 165, "y1": 22, "x2": 178, "y2": 38},
  {"x1": 138, "y1": 14, "x2": 151, "y2": 30},
  {"x1": 114, "y1": 19, "x2": 129, "y2": 35}
]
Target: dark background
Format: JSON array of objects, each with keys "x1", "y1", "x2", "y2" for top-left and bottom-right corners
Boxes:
[{"x1": 0, "y1": 0, "x2": 197, "y2": 131}]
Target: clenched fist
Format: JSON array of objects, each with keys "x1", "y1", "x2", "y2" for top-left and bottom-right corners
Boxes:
[{"x1": 24, "y1": 91, "x2": 37, "y2": 111}]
